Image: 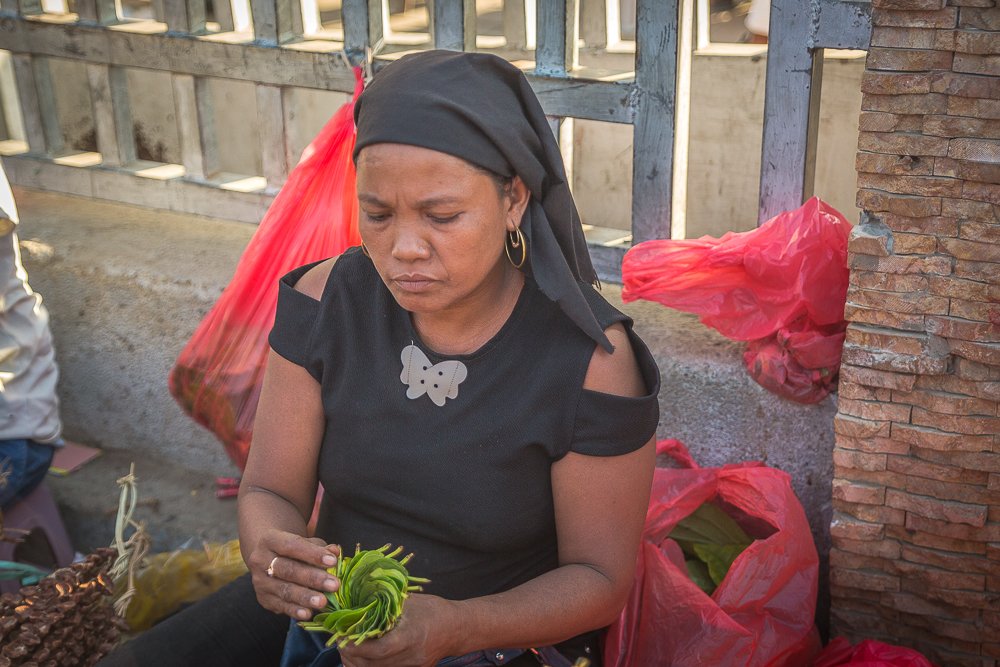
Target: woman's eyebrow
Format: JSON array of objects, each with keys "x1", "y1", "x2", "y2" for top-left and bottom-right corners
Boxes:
[
  {"x1": 357, "y1": 193, "x2": 388, "y2": 206},
  {"x1": 415, "y1": 195, "x2": 463, "y2": 208}
]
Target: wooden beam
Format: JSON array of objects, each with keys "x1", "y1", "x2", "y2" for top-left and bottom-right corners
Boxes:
[
  {"x1": 502, "y1": 0, "x2": 534, "y2": 50},
  {"x1": 108, "y1": 64, "x2": 137, "y2": 165},
  {"x1": 10, "y1": 54, "x2": 46, "y2": 154},
  {"x1": 163, "y1": 0, "x2": 208, "y2": 33},
  {"x1": 256, "y1": 83, "x2": 288, "y2": 188},
  {"x1": 431, "y1": 0, "x2": 474, "y2": 52},
  {"x1": 172, "y1": 73, "x2": 219, "y2": 179},
  {"x1": 250, "y1": 0, "x2": 295, "y2": 44},
  {"x1": 813, "y1": 0, "x2": 871, "y2": 50},
  {"x1": 343, "y1": 0, "x2": 385, "y2": 63},
  {"x1": 535, "y1": 0, "x2": 578, "y2": 76},
  {"x1": 758, "y1": 0, "x2": 823, "y2": 224},
  {"x1": 630, "y1": 0, "x2": 677, "y2": 243},
  {"x1": 87, "y1": 63, "x2": 121, "y2": 165},
  {"x1": 211, "y1": 0, "x2": 235, "y2": 32}
]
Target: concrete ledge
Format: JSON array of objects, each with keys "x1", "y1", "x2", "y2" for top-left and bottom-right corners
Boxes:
[{"x1": 14, "y1": 186, "x2": 835, "y2": 562}]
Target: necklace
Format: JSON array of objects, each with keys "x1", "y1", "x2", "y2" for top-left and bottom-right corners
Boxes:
[{"x1": 399, "y1": 343, "x2": 468, "y2": 407}]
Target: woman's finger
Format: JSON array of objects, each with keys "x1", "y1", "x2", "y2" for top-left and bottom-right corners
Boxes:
[
  {"x1": 266, "y1": 554, "x2": 340, "y2": 593},
  {"x1": 264, "y1": 532, "x2": 341, "y2": 568},
  {"x1": 257, "y1": 576, "x2": 329, "y2": 617}
]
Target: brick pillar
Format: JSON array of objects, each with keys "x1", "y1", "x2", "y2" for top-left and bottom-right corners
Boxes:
[{"x1": 831, "y1": 0, "x2": 999, "y2": 665}]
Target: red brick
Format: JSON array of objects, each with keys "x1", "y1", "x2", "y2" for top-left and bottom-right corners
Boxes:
[
  {"x1": 939, "y1": 237, "x2": 1000, "y2": 262},
  {"x1": 840, "y1": 397, "x2": 915, "y2": 423},
  {"x1": 858, "y1": 131, "x2": 952, "y2": 157},
  {"x1": 860, "y1": 172, "x2": 965, "y2": 198},
  {"x1": 954, "y1": 259, "x2": 1000, "y2": 283},
  {"x1": 959, "y1": 221, "x2": 1000, "y2": 244},
  {"x1": 927, "y1": 274, "x2": 992, "y2": 300},
  {"x1": 873, "y1": 0, "x2": 946, "y2": 8},
  {"x1": 831, "y1": 566, "x2": 901, "y2": 592},
  {"x1": 859, "y1": 111, "x2": 925, "y2": 133},
  {"x1": 912, "y1": 445, "x2": 1000, "y2": 472},
  {"x1": 843, "y1": 303, "x2": 927, "y2": 331},
  {"x1": 841, "y1": 364, "x2": 918, "y2": 391},
  {"x1": 907, "y1": 512, "x2": 1000, "y2": 541},
  {"x1": 891, "y1": 388, "x2": 995, "y2": 416},
  {"x1": 841, "y1": 344, "x2": 950, "y2": 375},
  {"x1": 834, "y1": 448, "x2": 890, "y2": 472},
  {"x1": 837, "y1": 465, "x2": 909, "y2": 489},
  {"x1": 862, "y1": 92, "x2": 950, "y2": 115},
  {"x1": 905, "y1": 474, "x2": 999, "y2": 505},
  {"x1": 958, "y1": 6, "x2": 1000, "y2": 29},
  {"x1": 868, "y1": 47, "x2": 955, "y2": 71},
  {"x1": 846, "y1": 287, "x2": 950, "y2": 315},
  {"x1": 912, "y1": 405, "x2": 1000, "y2": 434},
  {"x1": 914, "y1": 371, "x2": 1000, "y2": 401},
  {"x1": 924, "y1": 114, "x2": 1000, "y2": 139},
  {"x1": 894, "y1": 558, "x2": 986, "y2": 591},
  {"x1": 835, "y1": 414, "x2": 893, "y2": 439},
  {"x1": 879, "y1": 590, "x2": 979, "y2": 618},
  {"x1": 857, "y1": 152, "x2": 936, "y2": 177},
  {"x1": 850, "y1": 270, "x2": 931, "y2": 291},
  {"x1": 894, "y1": 232, "x2": 939, "y2": 254},
  {"x1": 885, "y1": 487, "x2": 987, "y2": 525},
  {"x1": 987, "y1": 610, "x2": 1000, "y2": 628},
  {"x1": 883, "y1": 213, "x2": 960, "y2": 236},
  {"x1": 930, "y1": 71, "x2": 1000, "y2": 99},
  {"x1": 888, "y1": 523, "x2": 988, "y2": 552},
  {"x1": 835, "y1": 498, "x2": 907, "y2": 525},
  {"x1": 839, "y1": 383, "x2": 894, "y2": 402},
  {"x1": 834, "y1": 479, "x2": 889, "y2": 505},
  {"x1": 830, "y1": 547, "x2": 894, "y2": 573},
  {"x1": 874, "y1": 7, "x2": 958, "y2": 27},
  {"x1": 847, "y1": 248, "x2": 952, "y2": 276},
  {"x1": 990, "y1": 542, "x2": 1000, "y2": 560},
  {"x1": 871, "y1": 25, "x2": 940, "y2": 49},
  {"x1": 892, "y1": 422, "x2": 994, "y2": 451},
  {"x1": 846, "y1": 325, "x2": 938, "y2": 356},
  {"x1": 953, "y1": 356, "x2": 1000, "y2": 381},
  {"x1": 848, "y1": 223, "x2": 893, "y2": 257},
  {"x1": 887, "y1": 451, "x2": 990, "y2": 483},
  {"x1": 948, "y1": 0, "x2": 996, "y2": 6},
  {"x1": 949, "y1": 338, "x2": 1000, "y2": 365},
  {"x1": 861, "y1": 71, "x2": 935, "y2": 95},
  {"x1": 948, "y1": 95, "x2": 1000, "y2": 119},
  {"x1": 985, "y1": 643, "x2": 1000, "y2": 659},
  {"x1": 901, "y1": 542, "x2": 993, "y2": 573},
  {"x1": 927, "y1": 315, "x2": 1000, "y2": 342},
  {"x1": 942, "y1": 197, "x2": 1000, "y2": 221},
  {"x1": 990, "y1": 473, "x2": 1000, "y2": 491},
  {"x1": 950, "y1": 298, "x2": 1000, "y2": 323},
  {"x1": 831, "y1": 584, "x2": 888, "y2": 605},
  {"x1": 953, "y1": 52, "x2": 1000, "y2": 75},
  {"x1": 857, "y1": 189, "x2": 944, "y2": 217},
  {"x1": 895, "y1": 610, "x2": 984, "y2": 643},
  {"x1": 831, "y1": 511, "x2": 886, "y2": 541},
  {"x1": 838, "y1": 434, "x2": 911, "y2": 455},
  {"x1": 892, "y1": 629, "x2": 982, "y2": 661},
  {"x1": 900, "y1": 578, "x2": 1000, "y2": 610},
  {"x1": 952, "y1": 29, "x2": 999, "y2": 54},
  {"x1": 962, "y1": 180, "x2": 1000, "y2": 206},
  {"x1": 934, "y1": 156, "x2": 1000, "y2": 183},
  {"x1": 834, "y1": 536, "x2": 902, "y2": 559}
]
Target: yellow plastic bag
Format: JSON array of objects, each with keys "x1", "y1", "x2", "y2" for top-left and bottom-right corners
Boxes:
[{"x1": 125, "y1": 539, "x2": 247, "y2": 632}]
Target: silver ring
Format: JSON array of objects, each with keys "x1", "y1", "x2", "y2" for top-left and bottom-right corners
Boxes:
[{"x1": 266, "y1": 556, "x2": 279, "y2": 577}]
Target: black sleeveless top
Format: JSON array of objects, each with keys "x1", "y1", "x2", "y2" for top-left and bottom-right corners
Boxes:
[{"x1": 269, "y1": 248, "x2": 659, "y2": 601}]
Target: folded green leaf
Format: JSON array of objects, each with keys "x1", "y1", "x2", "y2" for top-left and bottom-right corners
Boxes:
[{"x1": 670, "y1": 502, "x2": 754, "y2": 595}]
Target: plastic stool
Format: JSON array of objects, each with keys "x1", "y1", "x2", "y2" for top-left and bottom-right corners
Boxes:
[{"x1": 0, "y1": 481, "x2": 75, "y2": 594}]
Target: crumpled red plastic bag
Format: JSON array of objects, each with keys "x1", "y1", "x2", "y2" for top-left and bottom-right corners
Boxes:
[
  {"x1": 621, "y1": 197, "x2": 850, "y2": 404},
  {"x1": 169, "y1": 69, "x2": 364, "y2": 469},
  {"x1": 813, "y1": 637, "x2": 938, "y2": 667},
  {"x1": 605, "y1": 439, "x2": 822, "y2": 667}
]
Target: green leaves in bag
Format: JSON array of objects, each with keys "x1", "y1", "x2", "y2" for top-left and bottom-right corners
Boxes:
[
  {"x1": 299, "y1": 543, "x2": 430, "y2": 648},
  {"x1": 669, "y1": 502, "x2": 753, "y2": 595}
]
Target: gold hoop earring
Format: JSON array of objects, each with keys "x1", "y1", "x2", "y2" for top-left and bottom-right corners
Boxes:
[
  {"x1": 505, "y1": 227, "x2": 527, "y2": 269},
  {"x1": 361, "y1": 243, "x2": 370, "y2": 258}
]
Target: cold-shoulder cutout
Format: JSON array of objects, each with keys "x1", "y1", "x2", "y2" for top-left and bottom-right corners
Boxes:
[{"x1": 293, "y1": 256, "x2": 338, "y2": 301}]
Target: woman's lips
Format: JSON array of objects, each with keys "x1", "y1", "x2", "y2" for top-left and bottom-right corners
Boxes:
[{"x1": 392, "y1": 274, "x2": 436, "y2": 293}]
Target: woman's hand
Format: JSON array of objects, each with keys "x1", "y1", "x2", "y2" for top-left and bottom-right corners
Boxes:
[
  {"x1": 247, "y1": 528, "x2": 341, "y2": 620},
  {"x1": 338, "y1": 594, "x2": 460, "y2": 667}
]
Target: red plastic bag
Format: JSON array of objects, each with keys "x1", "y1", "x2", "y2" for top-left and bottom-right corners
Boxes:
[
  {"x1": 621, "y1": 197, "x2": 850, "y2": 403},
  {"x1": 169, "y1": 69, "x2": 364, "y2": 469},
  {"x1": 605, "y1": 439, "x2": 822, "y2": 667},
  {"x1": 813, "y1": 637, "x2": 937, "y2": 667}
]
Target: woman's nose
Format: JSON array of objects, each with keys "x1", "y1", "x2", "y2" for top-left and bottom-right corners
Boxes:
[{"x1": 391, "y1": 226, "x2": 431, "y2": 261}]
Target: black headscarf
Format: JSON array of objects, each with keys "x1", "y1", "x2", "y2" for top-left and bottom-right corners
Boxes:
[{"x1": 352, "y1": 50, "x2": 613, "y2": 353}]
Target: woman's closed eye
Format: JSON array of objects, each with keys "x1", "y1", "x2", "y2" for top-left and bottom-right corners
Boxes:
[
  {"x1": 362, "y1": 210, "x2": 391, "y2": 223},
  {"x1": 427, "y1": 212, "x2": 460, "y2": 224}
]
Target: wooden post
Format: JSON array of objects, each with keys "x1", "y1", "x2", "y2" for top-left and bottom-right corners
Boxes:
[
  {"x1": 343, "y1": 0, "x2": 385, "y2": 63},
  {"x1": 250, "y1": 0, "x2": 295, "y2": 44},
  {"x1": 17, "y1": 0, "x2": 42, "y2": 15},
  {"x1": 579, "y1": 0, "x2": 606, "y2": 49},
  {"x1": 630, "y1": 0, "x2": 677, "y2": 243},
  {"x1": 431, "y1": 0, "x2": 475, "y2": 52},
  {"x1": 536, "y1": 0, "x2": 578, "y2": 75},
  {"x1": 11, "y1": 54, "x2": 46, "y2": 154},
  {"x1": 502, "y1": 0, "x2": 535, "y2": 50},
  {"x1": 163, "y1": 0, "x2": 208, "y2": 33},
  {"x1": 212, "y1": 0, "x2": 235, "y2": 32},
  {"x1": 256, "y1": 83, "x2": 288, "y2": 188},
  {"x1": 75, "y1": 0, "x2": 118, "y2": 24},
  {"x1": 757, "y1": 0, "x2": 822, "y2": 224},
  {"x1": 173, "y1": 73, "x2": 219, "y2": 180},
  {"x1": 88, "y1": 63, "x2": 124, "y2": 166},
  {"x1": 108, "y1": 65, "x2": 137, "y2": 165}
]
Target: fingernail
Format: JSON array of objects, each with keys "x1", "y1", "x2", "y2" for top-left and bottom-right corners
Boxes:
[
  {"x1": 310, "y1": 595, "x2": 324, "y2": 607},
  {"x1": 322, "y1": 555, "x2": 336, "y2": 566},
  {"x1": 324, "y1": 578, "x2": 339, "y2": 591},
  {"x1": 297, "y1": 608, "x2": 311, "y2": 620}
]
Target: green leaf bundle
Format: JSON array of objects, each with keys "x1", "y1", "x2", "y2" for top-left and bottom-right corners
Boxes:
[
  {"x1": 669, "y1": 502, "x2": 753, "y2": 595},
  {"x1": 299, "y1": 543, "x2": 429, "y2": 648}
]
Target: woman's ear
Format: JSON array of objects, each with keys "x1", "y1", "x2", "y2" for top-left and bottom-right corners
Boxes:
[{"x1": 506, "y1": 176, "x2": 531, "y2": 230}]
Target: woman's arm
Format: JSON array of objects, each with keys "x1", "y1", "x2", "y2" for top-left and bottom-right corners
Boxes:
[
  {"x1": 340, "y1": 322, "x2": 655, "y2": 666},
  {"x1": 238, "y1": 259, "x2": 342, "y2": 621}
]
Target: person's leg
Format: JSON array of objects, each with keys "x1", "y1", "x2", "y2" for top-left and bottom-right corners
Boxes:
[
  {"x1": 97, "y1": 572, "x2": 288, "y2": 667},
  {"x1": 0, "y1": 438, "x2": 31, "y2": 508}
]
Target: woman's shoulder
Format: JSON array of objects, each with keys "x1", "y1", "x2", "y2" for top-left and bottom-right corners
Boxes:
[
  {"x1": 287, "y1": 247, "x2": 371, "y2": 301},
  {"x1": 293, "y1": 257, "x2": 338, "y2": 300}
]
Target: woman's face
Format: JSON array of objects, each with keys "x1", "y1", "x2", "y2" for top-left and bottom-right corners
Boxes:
[{"x1": 356, "y1": 143, "x2": 528, "y2": 316}]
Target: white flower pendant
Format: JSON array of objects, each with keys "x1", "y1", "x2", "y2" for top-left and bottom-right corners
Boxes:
[{"x1": 400, "y1": 344, "x2": 468, "y2": 407}]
